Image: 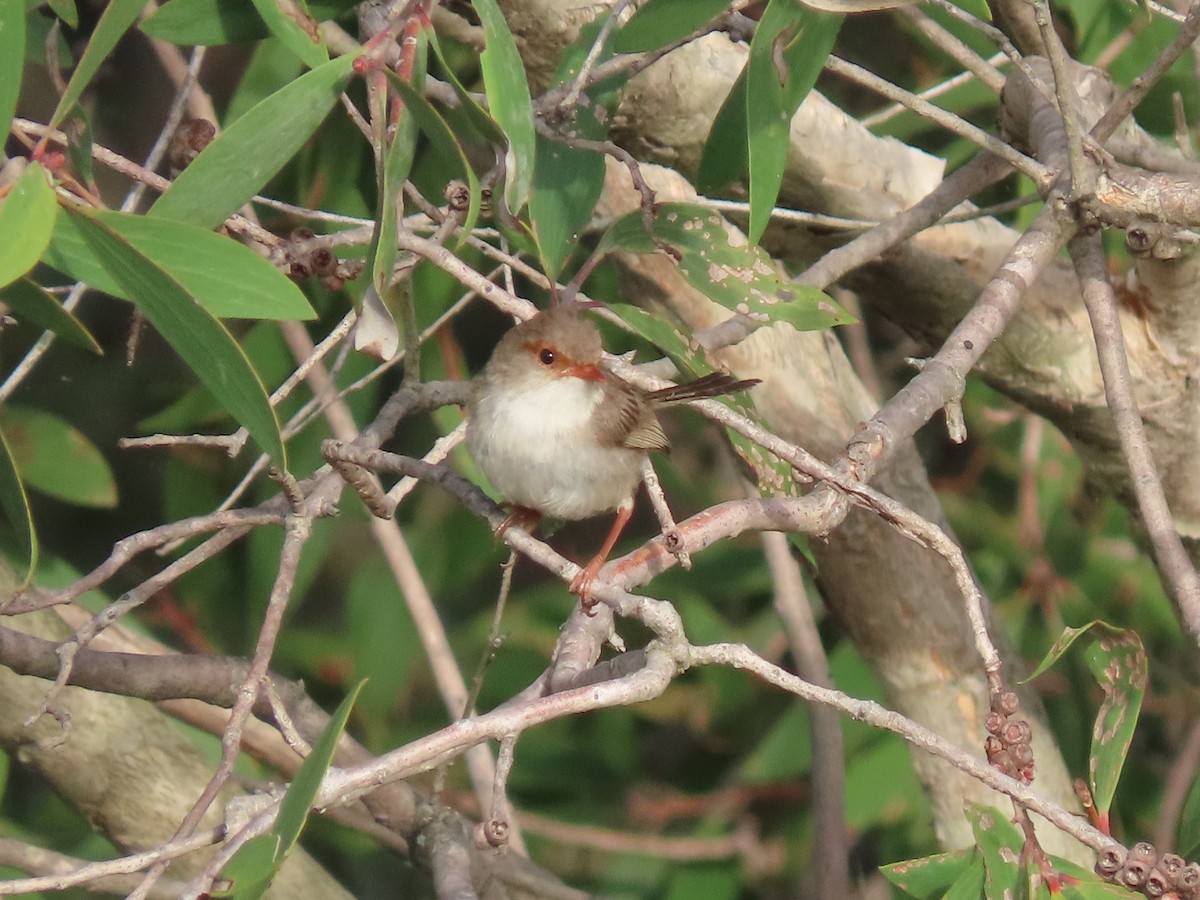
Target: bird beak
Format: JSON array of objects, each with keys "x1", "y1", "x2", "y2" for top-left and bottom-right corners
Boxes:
[{"x1": 562, "y1": 363, "x2": 605, "y2": 382}]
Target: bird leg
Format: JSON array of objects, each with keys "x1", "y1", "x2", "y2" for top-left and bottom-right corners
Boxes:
[
  {"x1": 571, "y1": 503, "x2": 634, "y2": 612},
  {"x1": 495, "y1": 505, "x2": 542, "y2": 541}
]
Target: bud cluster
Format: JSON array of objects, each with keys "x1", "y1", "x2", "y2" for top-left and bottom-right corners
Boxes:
[
  {"x1": 984, "y1": 689, "x2": 1035, "y2": 784},
  {"x1": 1095, "y1": 842, "x2": 1200, "y2": 899}
]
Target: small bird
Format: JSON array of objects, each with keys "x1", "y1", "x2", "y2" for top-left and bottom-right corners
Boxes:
[{"x1": 465, "y1": 306, "x2": 760, "y2": 604}]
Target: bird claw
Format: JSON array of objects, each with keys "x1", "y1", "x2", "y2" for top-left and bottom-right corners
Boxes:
[
  {"x1": 570, "y1": 558, "x2": 605, "y2": 616},
  {"x1": 495, "y1": 505, "x2": 541, "y2": 541}
]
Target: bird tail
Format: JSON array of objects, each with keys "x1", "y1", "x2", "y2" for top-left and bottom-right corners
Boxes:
[{"x1": 648, "y1": 372, "x2": 761, "y2": 405}]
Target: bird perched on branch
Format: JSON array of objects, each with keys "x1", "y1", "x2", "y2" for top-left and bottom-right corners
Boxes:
[{"x1": 465, "y1": 306, "x2": 760, "y2": 605}]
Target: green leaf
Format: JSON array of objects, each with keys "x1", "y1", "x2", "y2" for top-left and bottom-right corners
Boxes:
[
  {"x1": 746, "y1": 0, "x2": 840, "y2": 243},
  {"x1": 0, "y1": 0, "x2": 26, "y2": 135},
  {"x1": 1084, "y1": 627, "x2": 1145, "y2": 816},
  {"x1": 217, "y1": 681, "x2": 363, "y2": 896},
  {"x1": 249, "y1": 0, "x2": 328, "y2": 69},
  {"x1": 369, "y1": 35, "x2": 424, "y2": 311},
  {"x1": 967, "y1": 803, "x2": 1025, "y2": 899},
  {"x1": 384, "y1": 71, "x2": 481, "y2": 243},
  {"x1": 275, "y1": 680, "x2": 363, "y2": 853},
  {"x1": 150, "y1": 52, "x2": 357, "y2": 228},
  {"x1": 473, "y1": 0, "x2": 536, "y2": 214},
  {"x1": 213, "y1": 834, "x2": 281, "y2": 899},
  {"x1": 1024, "y1": 621, "x2": 1145, "y2": 816},
  {"x1": 880, "y1": 849, "x2": 975, "y2": 899},
  {"x1": 141, "y1": 0, "x2": 354, "y2": 45},
  {"x1": 44, "y1": 213, "x2": 315, "y2": 320},
  {"x1": 942, "y1": 858, "x2": 986, "y2": 900},
  {"x1": 0, "y1": 405, "x2": 117, "y2": 508},
  {"x1": 49, "y1": 0, "x2": 144, "y2": 128},
  {"x1": 0, "y1": 278, "x2": 102, "y2": 353},
  {"x1": 66, "y1": 208, "x2": 287, "y2": 467},
  {"x1": 596, "y1": 202, "x2": 854, "y2": 331},
  {"x1": 1177, "y1": 773, "x2": 1200, "y2": 858},
  {"x1": 530, "y1": 18, "x2": 617, "y2": 279},
  {"x1": 0, "y1": 424, "x2": 37, "y2": 587},
  {"x1": 697, "y1": 68, "x2": 748, "y2": 193},
  {"x1": 0, "y1": 162, "x2": 58, "y2": 290},
  {"x1": 613, "y1": 0, "x2": 727, "y2": 53},
  {"x1": 45, "y1": 0, "x2": 78, "y2": 29}
]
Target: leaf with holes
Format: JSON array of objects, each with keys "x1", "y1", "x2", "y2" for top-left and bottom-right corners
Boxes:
[
  {"x1": 1025, "y1": 621, "x2": 1145, "y2": 816},
  {"x1": 1085, "y1": 625, "x2": 1146, "y2": 817},
  {"x1": 880, "y1": 849, "x2": 976, "y2": 899},
  {"x1": 596, "y1": 202, "x2": 853, "y2": 331},
  {"x1": 967, "y1": 803, "x2": 1025, "y2": 899}
]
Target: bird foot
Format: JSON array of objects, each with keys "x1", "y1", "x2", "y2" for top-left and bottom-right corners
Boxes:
[
  {"x1": 495, "y1": 505, "x2": 541, "y2": 541},
  {"x1": 570, "y1": 557, "x2": 606, "y2": 616}
]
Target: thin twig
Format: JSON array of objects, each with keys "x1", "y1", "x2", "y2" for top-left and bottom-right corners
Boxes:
[{"x1": 1069, "y1": 230, "x2": 1200, "y2": 643}]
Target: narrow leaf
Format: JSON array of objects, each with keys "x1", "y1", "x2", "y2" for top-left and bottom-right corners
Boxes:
[
  {"x1": 967, "y1": 803, "x2": 1025, "y2": 900},
  {"x1": 614, "y1": 0, "x2": 728, "y2": 53},
  {"x1": 150, "y1": 53, "x2": 357, "y2": 228},
  {"x1": 0, "y1": 405, "x2": 117, "y2": 508},
  {"x1": 49, "y1": 0, "x2": 144, "y2": 127},
  {"x1": 746, "y1": 0, "x2": 840, "y2": 243},
  {"x1": 0, "y1": 0, "x2": 26, "y2": 134},
  {"x1": 1084, "y1": 626, "x2": 1145, "y2": 816},
  {"x1": 473, "y1": 0, "x2": 536, "y2": 214},
  {"x1": 697, "y1": 69, "x2": 749, "y2": 193},
  {"x1": 249, "y1": 0, "x2": 328, "y2": 69},
  {"x1": 1024, "y1": 620, "x2": 1145, "y2": 816},
  {"x1": 141, "y1": 0, "x2": 355, "y2": 45},
  {"x1": 530, "y1": 18, "x2": 618, "y2": 279},
  {"x1": 1177, "y1": 775, "x2": 1200, "y2": 859},
  {"x1": 384, "y1": 71, "x2": 481, "y2": 242},
  {"x1": 0, "y1": 162, "x2": 58, "y2": 290},
  {"x1": 0, "y1": 424, "x2": 37, "y2": 587},
  {"x1": 213, "y1": 834, "x2": 281, "y2": 899},
  {"x1": 67, "y1": 209, "x2": 287, "y2": 467},
  {"x1": 274, "y1": 680, "x2": 364, "y2": 853},
  {"x1": 596, "y1": 202, "x2": 854, "y2": 331},
  {"x1": 0, "y1": 278, "x2": 102, "y2": 353},
  {"x1": 45, "y1": 0, "x2": 78, "y2": 29},
  {"x1": 880, "y1": 849, "x2": 975, "y2": 899},
  {"x1": 45, "y1": 213, "x2": 315, "y2": 320}
]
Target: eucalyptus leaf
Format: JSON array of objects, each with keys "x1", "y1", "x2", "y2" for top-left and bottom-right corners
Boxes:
[
  {"x1": 0, "y1": 162, "x2": 58, "y2": 290},
  {"x1": 151, "y1": 53, "x2": 357, "y2": 228},
  {"x1": 0, "y1": 405, "x2": 117, "y2": 508},
  {"x1": 49, "y1": 0, "x2": 144, "y2": 127},
  {"x1": 67, "y1": 209, "x2": 287, "y2": 467},
  {"x1": 597, "y1": 202, "x2": 853, "y2": 331},
  {"x1": 249, "y1": 0, "x2": 328, "y2": 69},
  {"x1": 0, "y1": 424, "x2": 37, "y2": 587},
  {"x1": 0, "y1": 278, "x2": 102, "y2": 353},
  {"x1": 0, "y1": 0, "x2": 25, "y2": 134},
  {"x1": 474, "y1": 0, "x2": 536, "y2": 214},
  {"x1": 613, "y1": 0, "x2": 727, "y2": 53}
]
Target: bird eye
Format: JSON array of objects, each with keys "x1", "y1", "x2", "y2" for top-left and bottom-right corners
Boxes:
[{"x1": 538, "y1": 348, "x2": 555, "y2": 365}]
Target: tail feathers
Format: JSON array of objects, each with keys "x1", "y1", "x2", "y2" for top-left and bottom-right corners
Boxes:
[{"x1": 648, "y1": 372, "x2": 761, "y2": 405}]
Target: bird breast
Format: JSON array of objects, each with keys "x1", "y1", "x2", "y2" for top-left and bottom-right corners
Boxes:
[{"x1": 466, "y1": 373, "x2": 644, "y2": 520}]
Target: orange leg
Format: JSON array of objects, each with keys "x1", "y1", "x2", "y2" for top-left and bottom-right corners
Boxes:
[{"x1": 570, "y1": 503, "x2": 634, "y2": 611}]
